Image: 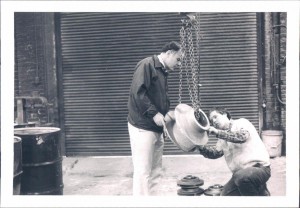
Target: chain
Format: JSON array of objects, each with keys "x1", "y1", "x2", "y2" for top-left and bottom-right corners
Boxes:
[
  {"x1": 178, "y1": 67, "x2": 183, "y2": 104},
  {"x1": 179, "y1": 13, "x2": 201, "y2": 119},
  {"x1": 179, "y1": 21, "x2": 195, "y2": 107},
  {"x1": 194, "y1": 13, "x2": 201, "y2": 111},
  {"x1": 185, "y1": 27, "x2": 195, "y2": 106},
  {"x1": 178, "y1": 27, "x2": 186, "y2": 104},
  {"x1": 187, "y1": 26, "x2": 199, "y2": 110},
  {"x1": 179, "y1": 25, "x2": 193, "y2": 105}
]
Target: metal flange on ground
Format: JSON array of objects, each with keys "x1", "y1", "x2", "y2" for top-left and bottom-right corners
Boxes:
[
  {"x1": 204, "y1": 184, "x2": 224, "y2": 196},
  {"x1": 177, "y1": 175, "x2": 205, "y2": 196},
  {"x1": 178, "y1": 187, "x2": 205, "y2": 196},
  {"x1": 177, "y1": 175, "x2": 204, "y2": 187}
]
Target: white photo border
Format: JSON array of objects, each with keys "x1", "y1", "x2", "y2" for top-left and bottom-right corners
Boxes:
[{"x1": 1, "y1": 1, "x2": 299, "y2": 207}]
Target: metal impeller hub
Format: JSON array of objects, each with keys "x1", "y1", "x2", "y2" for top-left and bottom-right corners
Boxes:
[
  {"x1": 177, "y1": 175, "x2": 205, "y2": 196},
  {"x1": 204, "y1": 184, "x2": 224, "y2": 196}
]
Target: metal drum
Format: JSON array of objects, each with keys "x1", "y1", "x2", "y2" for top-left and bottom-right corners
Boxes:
[
  {"x1": 13, "y1": 136, "x2": 23, "y2": 195},
  {"x1": 14, "y1": 127, "x2": 63, "y2": 195}
]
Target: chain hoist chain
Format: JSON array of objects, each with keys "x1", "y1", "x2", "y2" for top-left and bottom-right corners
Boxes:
[
  {"x1": 178, "y1": 68, "x2": 183, "y2": 104},
  {"x1": 179, "y1": 24, "x2": 193, "y2": 105},
  {"x1": 194, "y1": 14, "x2": 203, "y2": 119},
  {"x1": 194, "y1": 13, "x2": 202, "y2": 112},
  {"x1": 178, "y1": 27, "x2": 185, "y2": 104},
  {"x1": 194, "y1": 13, "x2": 202, "y2": 58},
  {"x1": 184, "y1": 27, "x2": 195, "y2": 107},
  {"x1": 187, "y1": 26, "x2": 199, "y2": 110},
  {"x1": 179, "y1": 27, "x2": 184, "y2": 104},
  {"x1": 179, "y1": 14, "x2": 202, "y2": 119}
]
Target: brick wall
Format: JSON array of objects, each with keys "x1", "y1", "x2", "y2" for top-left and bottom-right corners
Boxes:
[
  {"x1": 263, "y1": 12, "x2": 286, "y2": 155},
  {"x1": 263, "y1": 12, "x2": 286, "y2": 130},
  {"x1": 14, "y1": 12, "x2": 59, "y2": 127}
]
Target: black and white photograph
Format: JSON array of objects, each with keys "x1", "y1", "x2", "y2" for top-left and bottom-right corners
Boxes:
[{"x1": 1, "y1": 1, "x2": 299, "y2": 207}]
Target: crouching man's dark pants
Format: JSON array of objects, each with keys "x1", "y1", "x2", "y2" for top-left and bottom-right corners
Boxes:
[{"x1": 221, "y1": 165, "x2": 271, "y2": 196}]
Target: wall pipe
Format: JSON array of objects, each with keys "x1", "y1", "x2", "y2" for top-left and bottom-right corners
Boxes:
[
  {"x1": 271, "y1": 12, "x2": 282, "y2": 129},
  {"x1": 272, "y1": 13, "x2": 286, "y2": 106}
]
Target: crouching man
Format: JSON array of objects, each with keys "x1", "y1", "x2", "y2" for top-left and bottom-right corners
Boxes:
[{"x1": 194, "y1": 107, "x2": 271, "y2": 196}]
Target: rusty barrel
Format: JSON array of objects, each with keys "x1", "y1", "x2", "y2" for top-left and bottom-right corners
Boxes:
[
  {"x1": 13, "y1": 136, "x2": 23, "y2": 195},
  {"x1": 14, "y1": 127, "x2": 63, "y2": 195}
]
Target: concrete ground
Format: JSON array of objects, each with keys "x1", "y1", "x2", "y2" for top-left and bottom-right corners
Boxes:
[{"x1": 62, "y1": 155, "x2": 286, "y2": 196}]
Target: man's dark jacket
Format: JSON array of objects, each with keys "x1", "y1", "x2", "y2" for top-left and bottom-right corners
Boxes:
[{"x1": 127, "y1": 55, "x2": 170, "y2": 133}]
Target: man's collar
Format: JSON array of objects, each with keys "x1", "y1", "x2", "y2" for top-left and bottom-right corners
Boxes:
[
  {"x1": 157, "y1": 55, "x2": 165, "y2": 68},
  {"x1": 154, "y1": 55, "x2": 168, "y2": 75},
  {"x1": 228, "y1": 120, "x2": 234, "y2": 130}
]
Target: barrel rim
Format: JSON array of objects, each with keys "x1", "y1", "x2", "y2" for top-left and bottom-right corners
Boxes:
[
  {"x1": 14, "y1": 127, "x2": 61, "y2": 135},
  {"x1": 261, "y1": 130, "x2": 283, "y2": 136},
  {"x1": 14, "y1": 136, "x2": 22, "y2": 142}
]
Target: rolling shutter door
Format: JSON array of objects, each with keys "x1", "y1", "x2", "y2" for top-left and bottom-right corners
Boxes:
[
  {"x1": 198, "y1": 13, "x2": 260, "y2": 145},
  {"x1": 59, "y1": 12, "x2": 260, "y2": 156},
  {"x1": 59, "y1": 13, "x2": 183, "y2": 156}
]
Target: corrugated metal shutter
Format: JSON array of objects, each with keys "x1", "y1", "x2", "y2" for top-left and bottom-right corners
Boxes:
[
  {"x1": 59, "y1": 12, "x2": 260, "y2": 156},
  {"x1": 197, "y1": 13, "x2": 260, "y2": 145},
  {"x1": 59, "y1": 13, "x2": 184, "y2": 156}
]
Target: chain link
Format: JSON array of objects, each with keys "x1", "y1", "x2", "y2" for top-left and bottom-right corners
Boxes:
[
  {"x1": 179, "y1": 13, "x2": 202, "y2": 119},
  {"x1": 179, "y1": 22, "x2": 195, "y2": 107},
  {"x1": 179, "y1": 27, "x2": 186, "y2": 104}
]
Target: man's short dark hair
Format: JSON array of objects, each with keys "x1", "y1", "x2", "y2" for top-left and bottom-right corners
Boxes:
[
  {"x1": 208, "y1": 107, "x2": 232, "y2": 120},
  {"x1": 161, "y1": 41, "x2": 181, "y2": 52}
]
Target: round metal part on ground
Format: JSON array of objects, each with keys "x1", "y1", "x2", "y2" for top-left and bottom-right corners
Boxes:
[
  {"x1": 178, "y1": 187, "x2": 205, "y2": 196},
  {"x1": 204, "y1": 184, "x2": 224, "y2": 196},
  {"x1": 177, "y1": 175, "x2": 204, "y2": 187}
]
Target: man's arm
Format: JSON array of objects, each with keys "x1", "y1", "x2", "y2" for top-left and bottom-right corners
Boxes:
[
  {"x1": 209, "y1": 126, "x2": 249, "y2": 143},
  {"x1": 216, "y1": 128, "x2": 249, "y2": 143},
  {"x1": 197, "y1": 145, "x2": 224, "y2": 159}
]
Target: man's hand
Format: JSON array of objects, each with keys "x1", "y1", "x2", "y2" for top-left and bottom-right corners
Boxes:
[
  {"x1": 164, "y1": 111, "x2": 175, "y2": 122},
  {"x1": 197, "y1": 145, "x2": 205, "y2": 151},
  {"x1": 208, "y1": 126, "x2": 219, "y2": 135},
  {"x1": 197, "y1": 145, "x2": 224, "y2": 159},
  {"x1": 153, "y1": 112, "x2": 165, "y2": 127}
]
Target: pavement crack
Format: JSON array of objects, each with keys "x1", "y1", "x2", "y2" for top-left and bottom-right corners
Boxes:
[
  {"x1": 63, "y1": 159, "x2": 79, "y2": 175},
  {"x1": 70, "y1": 159, "x2": 79, "y2": 170}
]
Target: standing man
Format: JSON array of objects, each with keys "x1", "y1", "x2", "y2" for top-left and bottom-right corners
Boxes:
[
  {"x1": 127, "y1": 41, "x2": 182, "y2": 195},
  {"x1": 195, "y1": 107, "x2": 271, "y2": 196}
]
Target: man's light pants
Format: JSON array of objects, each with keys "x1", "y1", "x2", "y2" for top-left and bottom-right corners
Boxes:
[{"x1": 128, "y1": 122, "x2": 164, "y2": 196}]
